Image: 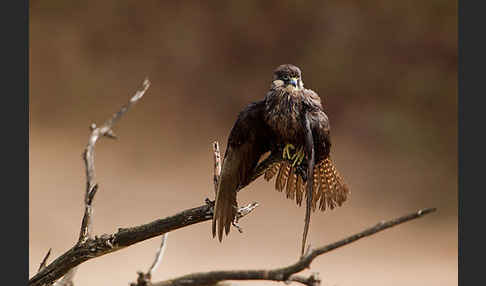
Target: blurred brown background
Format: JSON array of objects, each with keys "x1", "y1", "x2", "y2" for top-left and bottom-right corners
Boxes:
[{"x1": 29, "y1": 1, "x2": 457, "y2": 285}]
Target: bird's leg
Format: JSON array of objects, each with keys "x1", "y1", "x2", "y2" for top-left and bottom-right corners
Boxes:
[{"x1": 282, "y1": 143, "x2": 295, "y2": 160}]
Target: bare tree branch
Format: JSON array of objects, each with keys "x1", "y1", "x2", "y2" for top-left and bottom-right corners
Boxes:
[
  {"x1": 148, "y1": 208, "x2": 436, "y2": 286},
  {"x1": 30, "y1": 198, "x2": 262, "y2": 286},
  {"x1": 29, "y1": 79, "x2": 151, "y2": 286},
  {"x1": 79, "y1": 78, "x2": 150, "y2": 244}
]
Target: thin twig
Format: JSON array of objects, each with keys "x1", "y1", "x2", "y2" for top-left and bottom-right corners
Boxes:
[
  {"x1": 287, "y1": 273, "x2": 320, "y2": 286},
  {"x1": 130, "y1": 233, "x2": 169, "y2": 286},
  {"x1": 213, "y1": 141, "x2": 221, "y2": 196},
  {"x1": 149, "y1": 208, "x2": 436, "y2": 286},
  {"x1": 38, "y1": 248, "x2": 52, "y2": 273},
  {"x1": 148, "y1": 233, "x2": 169, "y2": 276},
  {"x1": 232, "y1": 202, "x2": 259, "y2": 233}
]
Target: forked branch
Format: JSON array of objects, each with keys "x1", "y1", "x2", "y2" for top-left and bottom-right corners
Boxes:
[
  {"x1": 79, "y1": 78, "x2": 151, "y2": 244},
  {"x1": 30, "y1": 79, "x2": 151, "y2": 286},
  {"x1": 149, "y1": 208, "x2": 436, "y2": 286}
]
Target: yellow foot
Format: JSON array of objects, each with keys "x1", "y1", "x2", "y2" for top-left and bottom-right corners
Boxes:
[
  {"x1": 291, "y1": 146, "x2": 305, "y2": 167},
  {"x1": 282, "y1": 144, "x2": 305, "y2": 167},
  {"x1": 282, "y1": 143, "x2": 295, "y2": 160}
]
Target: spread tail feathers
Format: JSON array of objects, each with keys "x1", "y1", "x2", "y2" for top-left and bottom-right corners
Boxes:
[
  {"x1": 316, "y1": 158, "x2": 349, "y2": 211},
  {"x1": 264, "y1": 162, "x2": 281, "y2": 181},
  {"x1": 265, "y1": 157, "x2": 349, "y2": 210}
]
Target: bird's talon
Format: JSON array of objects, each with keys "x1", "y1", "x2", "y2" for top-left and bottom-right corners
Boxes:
[
  {"x1": 282, "y1": 143, "x2": 295, "y2": 160},
  {"x1": 291, "y1": 147, "x2": 305, "y2": 167},
  {"x1": 297, "y1": 148, "x2": 305, "y2": 165},
  {"x1": 291, "y1": 157, "x2": 298, "y2": 167}
]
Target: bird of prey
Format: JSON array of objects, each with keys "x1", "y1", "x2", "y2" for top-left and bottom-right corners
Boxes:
[{"x1": 212, "y1": 64, "x2": 349, "y2": 255}]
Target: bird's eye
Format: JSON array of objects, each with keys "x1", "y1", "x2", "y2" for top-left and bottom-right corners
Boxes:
[{"x1": 282, "y1": 75, "x2": 289, "y2": 81}]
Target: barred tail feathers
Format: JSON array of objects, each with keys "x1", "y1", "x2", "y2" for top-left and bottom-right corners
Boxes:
[
  {"x1": 315, "y1": 158, "x2": 349, "y2": 211},
  {"x1": 264, "y1": 157, "x2": 349, "y2": 211},
  {"x1": 264, "y1": 162, "x2": 281, "y2": 181},
  {"x1": 275, "y1": 161, "x2": 291, "y2": 192},
  {"x1": 286, "y1": 167, "x2": 297, "y2": 200}
]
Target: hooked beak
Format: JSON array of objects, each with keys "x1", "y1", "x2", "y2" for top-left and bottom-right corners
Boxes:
[{"x1": 289, "y1": 77, "x2": 298, "y2": 87}]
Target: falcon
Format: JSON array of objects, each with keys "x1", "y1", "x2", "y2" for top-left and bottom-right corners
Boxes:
[{"x1": 212, "y1": 64, "x2": 349, "y2": 254}]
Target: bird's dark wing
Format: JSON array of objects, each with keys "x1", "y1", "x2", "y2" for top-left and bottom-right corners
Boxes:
[{"x1": 212, "y1": 100, "x2": 272, "y2": 241}]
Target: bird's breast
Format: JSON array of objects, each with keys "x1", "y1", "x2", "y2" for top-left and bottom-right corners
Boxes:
[{"x1": 264, "y1": 90, "x2": 305, "y2": 143}]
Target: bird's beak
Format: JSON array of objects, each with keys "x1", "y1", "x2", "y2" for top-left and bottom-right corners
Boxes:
[{"x1": 289, "y1": 77, "x2": 298, "y2": 87}]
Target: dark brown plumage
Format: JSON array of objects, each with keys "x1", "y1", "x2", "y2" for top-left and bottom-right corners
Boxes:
[{"x1": 212, "y1": 64, "x2": 349, "y2": 245}]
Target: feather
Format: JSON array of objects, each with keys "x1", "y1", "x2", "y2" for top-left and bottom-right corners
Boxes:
[
  {"x1": 264, "y1": 162, "x2": 281, "y2": 181},
  {"x1": 296, "y1": 175, "x2": 304, "y2": 206},
  {"x1": 318, "y1": 161, "x2": 328, "y2": 211},
  {"x1": 311, "y1": 164, "x2": 321, "y2": 212},
  {"x1": 211, "y1": 100, "x2": 272, "y2": 242},
  {"x1": 312, "y1": 158, "x2": 350, "y2": 211},
  {"x1": 324, "y1": 159, "x2": 336, "y2": 210},
  {"x1": 334, "y1": 166, "x2": 349, "y2": 206},
  {"x1": 286, "y1": 167, "x2": 297, "y2": 200},
  {"x1": 275, "y1": 161, "x2": 290, "y2": 192}
]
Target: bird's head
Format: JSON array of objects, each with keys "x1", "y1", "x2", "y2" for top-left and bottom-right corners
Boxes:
[{"x1": 272, "y1": 64, "x2": 304, "y2": 90}]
